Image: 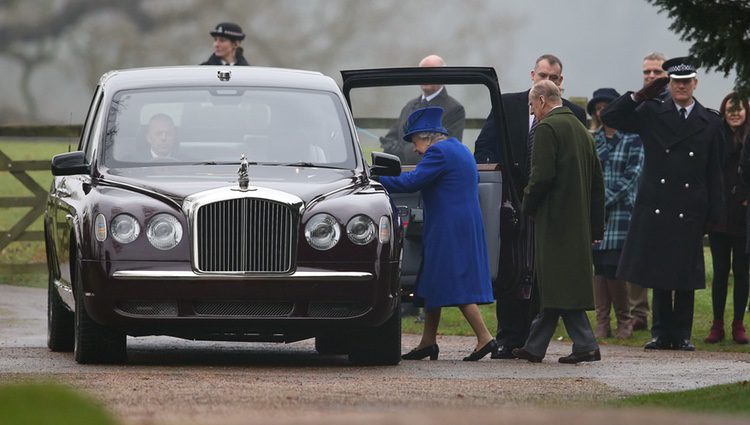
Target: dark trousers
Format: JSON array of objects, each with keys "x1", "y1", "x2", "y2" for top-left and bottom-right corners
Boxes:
[
  {"x1": 651, "y1": 289, "x2": 695, "y2": 342},
  {"x1": 495, "y1": 281, "x2": 540, "y2": 348},
  {"x1": 523, "y1": 309, "x2": 599, "y2": 358},
  {"x1": 709, "y1": 232, "x2": 750, "y2": 322}
]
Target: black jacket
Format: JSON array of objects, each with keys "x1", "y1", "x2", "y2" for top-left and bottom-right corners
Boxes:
[
  {"x1": 601, "y1": 94, "x2": 724, "y2": 290},
  {"x1": 473, "y1": 89, "x2": 586, "y2": 188},
  {"x1": 379, "y1": 88, "x2": 465, "y2": 165},
  {"x1": 201, "y1": 48, "x2": 250, "y2": 66}
]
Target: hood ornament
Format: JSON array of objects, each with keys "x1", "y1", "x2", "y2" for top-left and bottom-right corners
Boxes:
[{"x1": 235, "y1": 154, "x2": 255, "y2": 191}]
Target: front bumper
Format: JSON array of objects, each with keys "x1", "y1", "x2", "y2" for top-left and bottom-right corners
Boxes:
[{"x1": 80, "y1": 260, "x2": 400, "y2": 341}]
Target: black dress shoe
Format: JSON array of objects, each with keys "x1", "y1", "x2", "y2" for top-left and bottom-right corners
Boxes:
[
  {"x1": 644, "y1": 337, "x2": 672, "y2": 350},
  {"x1": 511, "y1": 347, "x2": 543, "y2": 363},
  {"x1": 490, "y1": 345, "x2": 518, "y2": 359},
  {"x1": 673, "y1": 339, "x2": 696, "y2": 351},
  {"x1": 558, "y1": 349, "x2": 601, "y2": 364},
  {"x1": 402, "y1": 344, "x2": 439, "y2": 360},
  {"x1": 463, "y1": 339, "x2": 498, "y2": 361}
]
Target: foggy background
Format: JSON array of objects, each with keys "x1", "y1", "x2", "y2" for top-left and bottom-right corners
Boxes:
[{"x1": 0, "y1": 0, "x2": 737, "y2": 125}]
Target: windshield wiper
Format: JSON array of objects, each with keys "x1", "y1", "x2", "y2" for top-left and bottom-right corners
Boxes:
[
  {"x1": 189, "y1": 161, "x2": 257, "y2": 166},
  {"x1": 276, "y1": 162, "x2": 343, "y2": 169}
]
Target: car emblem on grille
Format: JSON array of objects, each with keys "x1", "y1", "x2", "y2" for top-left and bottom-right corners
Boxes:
[
  {"x1": 235, "y1": 154, "x2": 254, "y2": 191},
  {"x1": 217, "y1": 70, "x2": 231, "y2": 81}
]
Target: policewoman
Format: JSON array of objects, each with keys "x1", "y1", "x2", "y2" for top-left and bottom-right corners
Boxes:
[
  {"x1": 201, "y1": 22, "x2": 250, "y2": 66},
  {"x1": 378, "y1": 106, "x2": 497, "y2": 361},
  {"x1": 601, "y1": 57, "x2": 724, "y2": 351}
]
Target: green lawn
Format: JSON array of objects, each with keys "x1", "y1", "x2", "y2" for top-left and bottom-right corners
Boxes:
[{"x1": 612, "y1": 381, "x2": 750, "y2": 416}]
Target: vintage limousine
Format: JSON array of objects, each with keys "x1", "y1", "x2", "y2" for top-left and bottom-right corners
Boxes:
[{"x1": 45, "y1": 65, "x2": 506, "y2": 365}]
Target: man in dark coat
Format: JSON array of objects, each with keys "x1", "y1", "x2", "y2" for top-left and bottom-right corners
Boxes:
[
  {"x1": 379, "y1": 55, "x2": 465, "y2": 165},
  {"x1": 201, "y1": 22, "x2": 250, "y2": 66},
  {"x1": 512, "y1": 80, "x2": 605, "y2": 364},
  {"x1": 601, "y1": 57, "x2": 724, "y2": 351},
  {"x1": 473, "y1": 54, "x2": 587, "y2": 359}
]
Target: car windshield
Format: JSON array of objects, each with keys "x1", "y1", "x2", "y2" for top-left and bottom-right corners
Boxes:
[{"x1": 100, "y1": 87, "x2": 357, "y2": 168}]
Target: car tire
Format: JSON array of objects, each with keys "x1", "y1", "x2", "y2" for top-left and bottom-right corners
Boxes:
[
  {"x1": 47, "y1": 271, "x2": 74, "y2": 352},
  {"x1": 46, "y1": 228, "x2": 74, "y2": 352},
  {"x1": 348, "y1": 303, "x2": 401, "y2": 366},
  {"x1": 73, "y1": 254, "x2": 126, "y2": 364},
  {"x1": 315, "y1": 335, "x2": 350, "y2": 355}
]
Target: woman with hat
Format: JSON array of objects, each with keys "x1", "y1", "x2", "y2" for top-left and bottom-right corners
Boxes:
[
  {"x1": 588, "y1": 88, "x2": 643, "y2": 339},
  {"x1": 201, "y1": 22, "x2": 250, "y2": 66},
  {"x1": 377, "y1": 106, "x2": 497, "y2": 361}
]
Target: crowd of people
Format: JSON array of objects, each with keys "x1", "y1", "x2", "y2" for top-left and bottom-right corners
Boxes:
[{"x1": 201, "y1": 21, "x2": 749, "y2": 361}]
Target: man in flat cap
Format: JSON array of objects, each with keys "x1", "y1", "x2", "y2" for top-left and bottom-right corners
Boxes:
[
  {"x1": 601, "y1": 57, "x2": 724, "y2": 351},
  {"x1": 201, "y1": 22, "x2": 250, "y2": 66}
]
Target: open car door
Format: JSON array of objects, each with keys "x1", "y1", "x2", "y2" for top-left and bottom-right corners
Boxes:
[{"x1": 341, "y1": 67, "x2": 514, "y2": 301}]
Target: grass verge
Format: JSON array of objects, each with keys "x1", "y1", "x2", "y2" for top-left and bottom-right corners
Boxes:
[
  {"x1": 0, "y1": 382, "x2": 119, "y2": 425},
  {"x1": 612, "y1": 381, "x2": 750, "y2": 416}
]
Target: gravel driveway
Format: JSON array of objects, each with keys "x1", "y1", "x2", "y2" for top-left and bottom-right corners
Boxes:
[{"x1": 1, "y1": 284, "x2": 749, "y2": 425}]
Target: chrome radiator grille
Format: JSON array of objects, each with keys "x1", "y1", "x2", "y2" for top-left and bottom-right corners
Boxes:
[{"x1": 196, "y1": 198, "x2": 296, "y2": 272}]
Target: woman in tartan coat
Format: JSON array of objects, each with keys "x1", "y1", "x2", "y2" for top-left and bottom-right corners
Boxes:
[{"x1": 588, "y1": 89, "x2": 644, "y2": 339}]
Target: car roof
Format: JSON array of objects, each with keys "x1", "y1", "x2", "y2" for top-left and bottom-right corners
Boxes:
[{"x1": 98, "y1": 66, "x2": 340, "y2": 93}]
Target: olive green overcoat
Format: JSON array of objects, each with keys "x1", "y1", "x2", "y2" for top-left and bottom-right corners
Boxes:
[{"x1": 522, "y1": 107, "x2": 605, "y2": 310}]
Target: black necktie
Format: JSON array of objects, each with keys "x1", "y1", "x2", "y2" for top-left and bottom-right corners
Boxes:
[
  {"x1": 680, "y1": 107, "x2": 687, "y2": 120},
  {"x1": 527, "y1": 116, "x2": 538, "y2": 176}
]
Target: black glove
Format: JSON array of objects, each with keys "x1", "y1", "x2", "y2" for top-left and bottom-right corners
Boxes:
[{"x1": 633, "y1": 76, "x2": 669, "y2": 102}]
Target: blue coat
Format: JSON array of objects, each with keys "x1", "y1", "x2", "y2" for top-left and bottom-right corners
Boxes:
[{"x1": 379, "y1": 138, "x2": 493, "y2": 309}]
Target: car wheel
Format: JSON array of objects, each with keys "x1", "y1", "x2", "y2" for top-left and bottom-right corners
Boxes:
[
  {"x1": 348, "y1": 303, "x2": 401, "y2": 366},
  {"x1": 46, "y1": 227, "x2": 73, "y2": 352},
  {"x1": 315, "y1": 335, "x2": 350, "y2": 355},
  {"x1": 72, "y1": 254, "x2": 126, "y2": 364},
  {"x1": 47, "y1": 265, "x2": 74, "y2": 352}
]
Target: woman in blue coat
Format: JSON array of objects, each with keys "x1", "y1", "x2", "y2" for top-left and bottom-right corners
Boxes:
[{"x1": 378, "y1": 106, "x2": 497, "y2": 361}]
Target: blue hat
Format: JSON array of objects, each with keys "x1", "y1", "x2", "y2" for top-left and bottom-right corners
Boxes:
[
  {"x1": 587, "y1": 88, "x2": 620, "y2": 116},
  {"x1": 402, "y1": 106, "x2": 448, "y2": 142}
]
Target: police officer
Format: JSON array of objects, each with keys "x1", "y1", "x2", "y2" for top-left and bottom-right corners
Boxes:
[
  {"x1": 601, "y1": 57, "x2": 724, "y2": 351},
  {"x1": 201, "y1": 22, "x2": 250, "y2": 66}
]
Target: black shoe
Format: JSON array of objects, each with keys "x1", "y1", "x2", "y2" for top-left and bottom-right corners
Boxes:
[
  {"x1": 401, "y1": 344, "x2": 439, "y2": 360},
  {"x1": 644, "y1": 337, "x2": 672, "y2": 350},
  {"x1": 558, "y1": 349, "x2": 601, "y2": 364},
  {"x1": 490, "y1": 344, "x2": 518, "y2": 359},
  {"x1": 672, "y1": 339, "x2": 696, "y2": 351},
  {"x1": 463, "y1": 339, "x2": 498, "y2": 361},
  {"x1": 511, "y1": 347, "x2": 543, "y2": 363}
]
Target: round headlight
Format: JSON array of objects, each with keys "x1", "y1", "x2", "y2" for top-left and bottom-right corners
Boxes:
[
  {"x1": 146, "y1": 214, "x2": 183, "y2": 250},
  {"x1": 346, "y1": 215, "x2": 376, "y2": 245},
  {"x1": 305, "y1": 213, "x2": 340, "y2": 250},
  {"x1": 110, "y1": 214, "x2": 140, "y2": 244}
]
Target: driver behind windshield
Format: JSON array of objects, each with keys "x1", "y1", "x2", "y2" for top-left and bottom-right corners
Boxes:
[{"x1": 145, "y1": 113, "x2": 179, "y2": 160}]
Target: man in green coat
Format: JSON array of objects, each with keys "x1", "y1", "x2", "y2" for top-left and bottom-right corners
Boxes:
[{"x1": 512, "y1": 80, "x2": 606, "y2": 364}]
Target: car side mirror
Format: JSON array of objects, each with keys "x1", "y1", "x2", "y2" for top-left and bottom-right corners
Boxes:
[
  {"x1": 51, "y1": 151, "x2": 90, "y2": 176},
  {"x1": 370, "y1": 152, "x2": 401, "y2": 176}
]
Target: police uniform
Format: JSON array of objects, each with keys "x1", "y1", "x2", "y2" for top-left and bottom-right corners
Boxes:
[
  {"x1": 600, "y1": 58, "x2": 724, "y2": 350},
  {"x1": 201, "y1": 22, "x2": 250, "y2": 66}
]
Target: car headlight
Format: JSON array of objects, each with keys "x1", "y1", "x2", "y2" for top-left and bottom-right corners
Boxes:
[
  {"x1": 111, "y1": 214, "x2": 140, "y2": 244},
  {"x1": 146, "y1": 213, "x2": 183, "y2": 250},
  {"x1": 346, "y1": 215, "x2": 376, "y2": 245},
  {"x1": 305, "y1": 213, "x2": 340, "y2": 250}
]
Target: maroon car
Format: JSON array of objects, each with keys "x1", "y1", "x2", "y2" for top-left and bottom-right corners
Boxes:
[{"x1": 45, "y1": 66, "x2": 404, "y2": 365}]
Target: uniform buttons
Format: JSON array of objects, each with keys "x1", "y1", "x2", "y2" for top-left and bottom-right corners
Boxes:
[
  {"x1": 689, "y1": 151, "x2": 695, "y2": 157},
  {"x1": 665, "y1": 149, "x2": 671, "y2": 154},
  {"x1": 660, "y1": 178, "x2": 666, "y2": 184},
  {"x1": 679, "y1": 213, "x2": 685, "y2": 218},
  {"x1": 655, "y1": 209, "x2": 661, "y2": 214},
  {"x1": 684, "y1": 183, "x2": 690, "y2": 188}
]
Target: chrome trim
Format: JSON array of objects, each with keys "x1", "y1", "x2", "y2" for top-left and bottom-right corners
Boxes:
[
  {"x1": 112, "y1": 270, "x2": 374, "y2": 281},
  {"x1": 183, "y1": 186, "x2": 305, "y2": 273}
]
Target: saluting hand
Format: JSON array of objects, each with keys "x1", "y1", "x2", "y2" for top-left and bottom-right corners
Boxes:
[{"x1": 633, "y1": 76, "x2": 669, "y2": 102}]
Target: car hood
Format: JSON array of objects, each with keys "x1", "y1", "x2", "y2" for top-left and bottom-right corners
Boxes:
[{"x1": 102, "y1": 164, "x2": 365, "y2": 204}]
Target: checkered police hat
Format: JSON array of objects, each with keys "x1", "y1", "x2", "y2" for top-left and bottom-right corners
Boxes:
[{"x1": 662, "y1": 57, "x2": 697, "y2": 79}]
